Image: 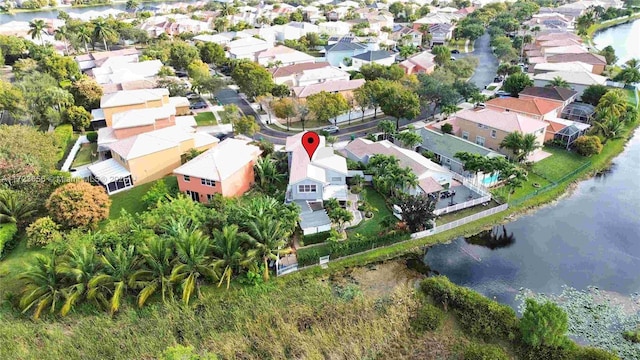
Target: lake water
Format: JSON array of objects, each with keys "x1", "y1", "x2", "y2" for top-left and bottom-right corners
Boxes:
[
  {"x1": 593, "y1": 19, "x2": 640, "y2": 65},
  {"x1": 424, "y1": 129, "x2": 640, "y2": 308}
]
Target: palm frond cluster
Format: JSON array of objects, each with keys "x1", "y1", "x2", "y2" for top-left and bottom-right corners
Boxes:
[{"x1": 18, "y1": 194, "x2": 299, "y2": 319}]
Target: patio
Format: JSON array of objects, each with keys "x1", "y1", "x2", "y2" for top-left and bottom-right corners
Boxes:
[{"x1": 434, "y1": 181, "x2": 484, "y2": 210}]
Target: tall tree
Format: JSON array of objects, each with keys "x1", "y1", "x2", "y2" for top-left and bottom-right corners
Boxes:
[
  {"x1": 28, "y1": 19, "x2": 47, "y2": 46},
  {"x1": 197, "y1": 41, "x2": 225, "y2": 66},
  {"x1": 230, "y1": 61, "x2": 274, "y2": 99},
  {"x1": 91, "y1": 18, "x2": 117, "y2": 51},
  {"x1": 377, "y1": 119, "x2": 396, "y2": 140},
  {"x1": 169, "y1": 41, "x2": 200, "y2": 70},
  {"x1": 503, "y1": 72, "x2": 533, "y2": 97},
  {"x1": 581, "y1": 84, "x2": 608, "y2": 106},
  {"x1": 54, "y1": 25, "x2": 70, "y2": 55},
  {"x1": 306, "y1": 91, "x2": 349, "y2": 126},
  {"x1": 246, "y1": 216, "x2": 289, "y2": 281},
  {"x1": 0, "y1": 80, "x2": 26, "y2": 121},
  {"x1": 211, "y1": 224, "x2": 252, "y2": 289},
  {"x1": 272, "y1": 97, "x2": 297, "y2": 131},
  {"x1": 596, "y1": 89, "x2": 627, "y2": 118},
  {"x1": 233, "y1": 115, "x2": 260, "y2": 136},
  {"x1": 378, "y1": 82, "x2": 421, "y2": 129},
  {"x1": 431, "y1": 45, "x2": 451, "y2": 67},
  {"x1": 397, "y1": 194, "x2": 437, "y2": 232}
]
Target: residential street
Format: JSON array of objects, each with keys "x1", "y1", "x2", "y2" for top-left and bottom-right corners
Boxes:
[
  {"x1": 460, "y1": 33, "x2": 499, "y2": 90},
  {"x1": 214, "y1": 87, "x2": 415, "y2": 144}
]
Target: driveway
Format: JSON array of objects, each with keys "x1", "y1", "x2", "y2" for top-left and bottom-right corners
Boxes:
[{"x1": 460, "y1": 33, "x2": 499, "y2": 90}]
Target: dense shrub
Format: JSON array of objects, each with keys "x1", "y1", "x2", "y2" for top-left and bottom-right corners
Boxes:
[
  {"x1": 520, "y1": 298, "x2": 569, "y2": 348},
  {"x1": 296, "y1": 243, "x2": 331, "y2": 267},
  {"x1": 463, "y1": 342, "x2": 509, "y2": 360},
  {"x1": 142, "y1": 179, "x2": 172, "y2": 209},
  {"x1": 420, "y1": 276, "x2": 519, "y2": 341},
  {"x1": 46, "y1": 181, "x2": 111, "y2": 229},
  {"x1": 302, "y1": 231, "x2": 331, "y2": 246},
  {"x1": 26, "y1": 216, "x2": 62, "y2": 248},
  {"x1": 577, "y1": 347, "x2": 621, "y2": 360},
  {"x1": 86, "y1": 131, "x2": 98, "y2": 143},
  {"x1": 411, "y1": 303, "x2": 444, "y2": 332},
  {"x1": 574, "y1": 135, "x2": 603, "y2": 156},
  {"x1": 0, "y1": 223, "x2": 18, "y2": 258},
  {"x1": 53, "y1": 124, "x2": 74, "y2": 162},
  {"x1": 623, "y1": 328, "x2": 640, "y2": 343}
]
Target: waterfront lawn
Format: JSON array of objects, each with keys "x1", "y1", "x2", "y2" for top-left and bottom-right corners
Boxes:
[
  {"x1": 109, "y1": 176, "x2": 177, "y2": 219},
  {"x1": 195, "y1": 111, "x2": 216, "y2": 126},
  {"x1": 532, "y1": 147, "x2": 588, "y2": 183},
  {"x1": 493, "y1": 172, "x2": 552, "y2": 202},
  {"x1": 435, "y1": 201, "x2": 500, "y2": 226},
  {"x1": 71, "y1": 143, "x2": 98, "y2": 168},
  {"x1": 347, "y1": 188, "x2": 393, "y2": 238}
]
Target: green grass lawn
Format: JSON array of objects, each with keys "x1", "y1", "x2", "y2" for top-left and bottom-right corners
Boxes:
[
  {"x1": 347, "y1": 188, "x2": 393, "y2": 237},
  {"x1": 623, "y1": 88, "x2": 639, "y2": 106},
  {"x1": 435, "y1": 201, "x2": 500, "y2": 226},
  {"x1": 0, "y1": 236, "x2": 46, "y2": 297},
  {"x1": 71, "y1": 143, "x2": 98, "y2": 168},
  {"x1": 109, "y1": 176, "x2": 177, "y2": 219},
  {"x1": 532, "y1": 146, "x2": 589, "y2": 182},
  {"x1": 486, "y1": 85, "x2": 497, "y2": 91},
  {"x1": 195, "y1": 112, "x2": 217, "y2": 126}
]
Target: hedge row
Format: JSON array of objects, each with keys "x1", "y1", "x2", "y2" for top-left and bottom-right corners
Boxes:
[
  {"x1": 296, "y1": 231, "x2": 411, "y2": 267},
  {"x1": 0, "y1": 223, "x2": 18, "y2": 259},
  {"x1": 53, "y1": 124, "x2": 74, "y2": 163},
  {"x1": 420, "y1": 276, "x2": 620, "y2": 360},
  {"x1": 302, "y1": 231, "x2": 331, "y2": 246}
]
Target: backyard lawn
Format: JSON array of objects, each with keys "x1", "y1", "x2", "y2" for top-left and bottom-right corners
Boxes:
[
  {"x1": 71, "y1": 143, "x2": 98, "y2": 167},
  {"x1": 493, "y1": 172, "x2": 552, "y2": 203},
  {"x1": 347, "y1": 188, "x2": 393, "y2": 238},
  {"x1": 109, "y1": 176, "x2": 177, "y2": 219},
  {"x1": 195, "y1": 111, "x2": 217, "y2": 126},
  {"x1": 532, "y1": 147, "x2": 589, "y2": 182}
]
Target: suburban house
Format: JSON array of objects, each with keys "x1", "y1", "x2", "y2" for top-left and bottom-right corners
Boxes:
[
  {"x1": 75, "y1": 48, "x2": 139, "y2": 72},
  {"x1": 139, "y1": 15, "x2": 212, "y2": 37},
  {"x1": 272, "y1": 22, "x2": 320, "y2": 41},
  {"x1": 173, "y1": 138, "x2": 262, "y2": 201},
  {"x1": 524, "y1": 13, "x2": 574, "y2": 31},
  {"x1": 350, "y1": 50, "x2": 396, "y2": 70},
  {"x1": 399, "y1": 51, "x2": 436, "y2": 75},
  {"x1": 89, "y1": 59, "x2": 163, "y2": 85},
  {"x1": 542, "y1": 44, "x2": 588, "y2": 56},
  {"x1": 255, "y1": 45, "x2": 316, "y2": 67},
  {"x1": 412, "y1": 12, "x2": 461, "y2": 31},
  {"x1": 415, "y1": 126, "x2": 505, "y2": 182},
  {"x1": 291, "y1": 79, "x2": 366, "y2": 99},
  {"x1": 193, "y1": 33, "x2": 236, "y2": 46},
  {"x1": 532, "y1": 61, "x2": 594, "y2": 75},
  {"x1": 342, "y1": 138, "x2": 454, "y2": 196},
  {"x1": 293, "y1": 66, "x2": 351, "y2": 87},
  {"x1": 285, "y1": 132, "x2": 348, "y2": 234},
  {"x1": 437, "y1": 108, "x2": 549, "y2": 160},
  {"x1": 428, "y1": 23, "x2": 455, "y2": 46},
  {"x1": 226, "y1": 37, "x2": 271, "y2": 60},
  {"x1": 89, "y1": 125, "x2": 218, "y2": 195},
  {"x1": 485, "y1": 97, "x2": 564, "y2": 121},
  {"x1": 324, "y1": 40, "x2": 369, "y2": 67},
  {"x1": 91, "y1": 88, "x2": 191, "y2": 129},
  {"x1": 390, "y1": 25, "x2": 423, "y2": 47},
  {"x1": 318, "y1": 21, "x2": 352, "y2": 36},
  {"x1": 533, "y1": 70, "x2": 608, "y2": 96},
  {"x1": 546, "y1": 53, "x2": 607, "y2": 75},
  {"x1": 269, "y1": 62, "x2": 336, "y2": 85},
  {"x1": 519, "y1": 86, "x2": 579, "y2": 108},
  {"x1": 535, "y1": 31, "x2": 582, "y2": 45}
]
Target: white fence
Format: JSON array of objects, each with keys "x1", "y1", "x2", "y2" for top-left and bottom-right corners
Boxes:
[
  {"x1": 434, "y1": 194, "x2": 492, "y2": 216},
  {"x1": 452, "y1": 173, "x2": 491, "y2": 196},
  {"x1": 411, "y1": 203, "x2": 509, "y2": 239},
  {"x1": 276, "y1": 263, "x2": 299, "y2": 276},
  {"x1": 61, "y1": 135, "x2": 88, "y2": 172}
]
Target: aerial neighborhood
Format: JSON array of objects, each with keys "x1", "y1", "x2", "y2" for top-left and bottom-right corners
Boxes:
[{"x1": 0, "y1": 0, "x2": 639, "y2": 357}]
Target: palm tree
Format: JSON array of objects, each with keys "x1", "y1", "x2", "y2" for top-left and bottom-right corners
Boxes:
[
  {"x1": 546, "y1": 76, "x2": 570, "y2": 89},
  {"x1": 28, "y1": 19, "x2": 46, "y2": 46},
  {"x1": 246, "y1": 216, "x2": 289, "y2": 281},
  {"x1": 214, "y1": 17, "x2": 229, "y2": 33},
  {"x1": 519, "y1": 133, "x2": 541, "y2": 162},
  {"x1": 596, "y1": 89, "x2": 627, "y2": 118},
  {"x1": 0, "y1": 190, "x2": 36, "y2": 225},
  {"x1": 594, "y1": 115, "x2": 624, "y2": 143},
  {"x1": 211, "y1": 225, "x2": 252, "y2": 289},
  {"x1": 91, "y1": 18, "x2": 116, "y2": 51},
  {"x1": 87, "y1": 245, "x2": 140, "y2": 315},
  {"x1": 19, "y1": 254, "x2": 65, "y2": 319},
  {"x1": 396, "y1": 130, "x2": 422, "y2": 149},
  {"x1": 168, "y1": 223, "x2": 215, "y2": 305},
  {"x1": 377, "y1": 120, "x2": 396, "y2": 140},
  {"x1": 625, "y1": 58, "x2": 640, "y2": 70},
  {"x1": 125, "y1": 0, "x2": 139, "y2": 12},
  {"x1": 499, "y1": 131, "x2": 525, "y2": 162},
  {"x1": 132, "y1": 237, "x2": 175, "y2": 307},
  {"x1": 220, "y1": 3, "x2": 237, "y2": 16},
  {"x1": 441, "y1": 104, "x2": 459, "y2": 118},
  {"x1": 254, "y1": 155, "x2": 284, "y2": 192},
  {"x1": 58, "y1": 245, "x2": 100, "y2": 316},
  {"x1": 54, "y1": 25, "x2": 70, "y2": 55},
  {"x1": 76, "y1": 25, "x2": 92, "y2": 53}
]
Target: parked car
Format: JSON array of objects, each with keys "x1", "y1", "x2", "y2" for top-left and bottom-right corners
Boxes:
[
  {"x1": 450, "y1": 56, "x2": 456, "y2": 61},
  {"x1": 450, "y1": 49, "x2": 460, "y2": 54},
  {"x1": 495, "y1": 90, "x2": 510, "y2": 97},
  {"x1": 175, "y1": 70, "x2": 188, "y2": 78},
  {"x1": 322, "y1": 125, "x2": 340, "y2": 134},
  {"x1": 186, "y1": 93, "x2": 200, "y2": 100},
  {"x1": 440, "y1": 189, "x2": 456, "y2": 199},
  {"x1": 189, "y1": 102, "x2": 207, "y2": 110}
]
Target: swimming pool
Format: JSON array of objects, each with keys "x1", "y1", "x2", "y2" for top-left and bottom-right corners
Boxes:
[{"x1": 481, "y1": 174, "x2": 500, "y2": 186}]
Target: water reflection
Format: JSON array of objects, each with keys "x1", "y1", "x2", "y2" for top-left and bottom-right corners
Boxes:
[{"x1": 465, "y1": 225, "x2": 515, "y2": 250}]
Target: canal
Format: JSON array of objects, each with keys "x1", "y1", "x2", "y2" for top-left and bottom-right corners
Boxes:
[{"x1": 593, "y1": 19, "x2": 640, "y2": 65}]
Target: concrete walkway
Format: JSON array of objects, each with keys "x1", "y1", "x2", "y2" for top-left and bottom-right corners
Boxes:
[
  {"x1": 61, "y1": 135, "x2": 88, "y2": 172},
  {"x1": 345, "y1": 192, "x2": 363, "y2": 229}
]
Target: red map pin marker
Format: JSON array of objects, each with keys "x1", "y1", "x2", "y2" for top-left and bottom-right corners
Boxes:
[{"x1": 301, "y1": 131, "x2": 320, "y2": 160}]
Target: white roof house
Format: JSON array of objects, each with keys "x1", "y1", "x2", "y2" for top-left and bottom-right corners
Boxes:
[
  {"x1": 292, "y1": 79, "x2": 366, "y2": 98},
  {"x1": 533, "y1": 70, "x2": 608, "y2": 87},
  {"x1": 193, "y1": 33, "x2": 236, "y2": 46},
  {"x1": 173, "y1": 138, "x2": 261, "y2": 181},
  {"x1": 226, "y1": 37, "x2": 271, "y2": 60},
  {"x1": 68, "y1": 9, "x2": 126, "y2": 21},
  {"x1": 542, "y1": 45, "x2": 588, "y2": 56},
  {"x1": 255, "y1": 45, "x2": 316, "y2": 66},
  {"x1": 272, "y1": 22, "x2": 320, "y2": 41},
  {"x1": 533, "y1": 61, "x2": 594, "y2": 75},
  {"x1": 295, "y1": 66, "x2": 351, "y2": 87},
  {"x1": 91, "y1": 60, "x2": 163, "y2": 85},
  {"x1": 111, "y1": 105, "x2": 176, "y2": 130},
  {"x1": 318, "y1": 21, "x2": 352, "y2": 36},
  {"x1": 100, "y1": 88, "x2": 169, "y2": 108}
]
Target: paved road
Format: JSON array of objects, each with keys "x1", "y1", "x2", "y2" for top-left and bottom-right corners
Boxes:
[
  {"x1": 214, "y1": 87, "x2": 415, "y2": 144},
  {"x1": 461, "y1": 33, "x2": 499, "y2": 90}
]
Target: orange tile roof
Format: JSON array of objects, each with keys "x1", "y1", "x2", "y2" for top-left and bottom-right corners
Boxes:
[
  {"x1": 486, "y1": 97, "x2": 562, "y2": 116},
  {"x1": 545, "y1": 120, "x2": 566, "y2": 133}
]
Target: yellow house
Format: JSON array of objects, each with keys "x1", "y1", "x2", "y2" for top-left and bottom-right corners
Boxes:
[{"x1": 89, "y1": 126, "x2": 218, "y2": 194}]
